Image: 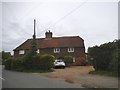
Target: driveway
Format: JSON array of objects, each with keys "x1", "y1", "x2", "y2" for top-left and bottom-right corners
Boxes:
[
  {"x1": 40, "y1": 66, "x2": 118, "y2": 88},
  {"x1": 2, "y1": 69, "x2": 83, "y2": 88}
]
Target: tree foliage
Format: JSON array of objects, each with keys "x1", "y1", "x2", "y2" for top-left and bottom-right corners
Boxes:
[
  {"x1": 30, "y1": 33, "x2": 37, "y2": 56},
  {"x1": 2, "y1": 51, "x2": 11, "y2": 65},
  {"x1": 88, "y1": 39, "x2": 119, "y2": 75},
  {"x1": 2, "y1": 51, "x2": 11, "y2": 60},
  {"x1": 64, "y1": 55, "x2": 73, "y2": 66}
]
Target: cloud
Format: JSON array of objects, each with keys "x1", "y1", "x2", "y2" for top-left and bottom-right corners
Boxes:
[{"x1": 2, "y1": 2, "x2": 118, "y2": 54}]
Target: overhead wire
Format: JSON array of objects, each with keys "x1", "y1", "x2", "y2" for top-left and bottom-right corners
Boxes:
[
  {"x1": 25, "y1": 1, "x2": 88, "y2": 37},
  {"x1": 50, "y1": 0, "x2": 88, "y2": 28}
]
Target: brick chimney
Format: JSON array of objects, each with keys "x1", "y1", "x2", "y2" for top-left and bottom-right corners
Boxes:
[{"x1": 45, "y1": 30, "x2": 53, "y2": 38}]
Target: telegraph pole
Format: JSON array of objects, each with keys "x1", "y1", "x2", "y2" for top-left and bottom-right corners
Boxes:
[
  {"x1": 31, "y1": 19, "x2": 37, "y2": 55},
  {"x1": 33, "y1": 19, "x2": 36, "y2": 39}
]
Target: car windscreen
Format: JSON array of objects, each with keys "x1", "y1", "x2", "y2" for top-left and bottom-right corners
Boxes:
[{"x1": 56, "y1": 60, "x2": 63, "y2": 62}]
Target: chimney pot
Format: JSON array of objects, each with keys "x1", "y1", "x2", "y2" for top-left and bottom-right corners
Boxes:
[{"x1": 45, "y1": 31, "x2": 52, "y2": 38}]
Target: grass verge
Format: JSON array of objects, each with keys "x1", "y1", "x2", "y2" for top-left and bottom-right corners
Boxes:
[
  {"x1": 10, "y1": 68, "x2": 54, "y2": 73},
  {"x1": 89, "y1": 70, "x2": 118, "y2": 77}
]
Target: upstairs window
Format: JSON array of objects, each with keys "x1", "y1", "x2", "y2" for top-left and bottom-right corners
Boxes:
[
  {"x1": 54, "y1": 48, "x2": 60, "y2": 53},
  {"x1": 68, "y1": 48, "x2": 74, "y2": 52},
  {"x1": 19, "y1": 50, "x2": 25, "y2": 55}
]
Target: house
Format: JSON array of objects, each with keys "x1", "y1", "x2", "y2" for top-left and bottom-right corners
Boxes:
[{"x1": 13, "y1": 31, "x2": 86, "y2": 66}]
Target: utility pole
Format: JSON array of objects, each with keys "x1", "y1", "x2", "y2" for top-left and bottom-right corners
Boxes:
[
  {"x1": 30, "y1": 19, "x2": 37, "y2": 55},
  {"x1": 33, "y1": 19, "x2": 36, "y2": 39}
]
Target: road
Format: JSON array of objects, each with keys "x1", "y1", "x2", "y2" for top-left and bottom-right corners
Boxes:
[{"x1": 2, "y1": 69, "x2": 83, "y2": 88}]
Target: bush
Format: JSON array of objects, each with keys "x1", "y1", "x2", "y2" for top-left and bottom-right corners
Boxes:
[
  {"x1": 88, "y1": 39, "x2": 119, "y2": 72},
  {"x1": 4, "y1": 53, "x2": 55, "y2": 72},
  {"x1": 4, "y1": 57, "x2": 13, "y2": 70},
  {"x1": 39, "y1": 54, "x2": 55, "y2": 70},
  {"x1": 23, "y1": 54, "x2": 55, "y2": 70},
  {"x1": 2, "y1": 51, "x2": 11, "y2": 65},
  {"x1": 11, "y1": 57, "x2": 25, "y2": 71},
  {"x1": 23, "y1": 52, "x2": 34, "y2": 69},
  {"x1": 64, "y1": 55, "x2": 73, "y2": 66},
  {"x1": 80, "y1": 57, "x2": 87, "y2": 66}
]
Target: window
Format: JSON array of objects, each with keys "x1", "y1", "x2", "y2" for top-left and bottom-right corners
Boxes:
[
  {"x1": 68, "y1": 48, "x2": 74, "y2": 52},
  {"x1": 36, "y1": 49, "x2": 40, "y2": 54},
  {"x1": 19, "y1": 50, "x2": 25, "y2": 55},
  {"x1": 54, "y1": 48, "x2": 60, "y2": 53}
]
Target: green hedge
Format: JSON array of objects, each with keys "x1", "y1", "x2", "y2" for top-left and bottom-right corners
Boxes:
[
  {"x1": 38, "y1": 54, "x2": 55, "y2": 70},
  {"x1": 88, "y1": 39, "x2": 119, "y2": 73},
  {"x1": 11, "y1": 57, "x2": 25, "y2": 71},
  {"x1": 4, "y1": 54, "x2": 55, "y2": 72}
]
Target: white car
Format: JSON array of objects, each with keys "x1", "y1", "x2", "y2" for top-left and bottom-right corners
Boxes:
[{"x1": 54, "y1": 59, "x2": 65, "y2": 69}]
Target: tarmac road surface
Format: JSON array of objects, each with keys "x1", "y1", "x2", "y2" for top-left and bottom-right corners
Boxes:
[{"x1": 2, "y1": 69, "x2": 83, "y2": 88}]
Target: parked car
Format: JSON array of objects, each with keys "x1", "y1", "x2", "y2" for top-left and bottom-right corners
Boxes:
[{"x1": 54, "y1": 59, "x2": 65, "y2": 69}]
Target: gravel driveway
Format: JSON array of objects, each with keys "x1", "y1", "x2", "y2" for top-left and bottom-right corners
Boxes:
[{"x1": 39, "y1": 66, "x2": 118, "y2": 88}]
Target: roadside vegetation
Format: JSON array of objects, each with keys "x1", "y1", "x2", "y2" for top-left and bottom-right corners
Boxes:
[
  {"x1": 88, "y1": 39, "x2": 119, "y2": 77},
  {"x1": 1, "y1": 51, "x2": 11, "y2": 65},
  {"x1": 89, "y1": 70, "x2": 118, "y2": 77},
  {"x1": 4, "y1": 53, "x2": 55, "y2": 72}
]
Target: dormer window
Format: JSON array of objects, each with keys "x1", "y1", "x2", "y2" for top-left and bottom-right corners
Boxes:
[
  {"x1": 19, "y1": 50, "x2": 25, "y2": 55},
  {"x1": 54, "y1": 48, "x2": 60, "y2": 53},
  {"x1": 68, "y1": 48, "x2": 74, "y2": 52}
]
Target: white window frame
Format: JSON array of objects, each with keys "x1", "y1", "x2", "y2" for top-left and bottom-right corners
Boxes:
[
  {"x1": 19, "y1": 50, "x2": 25, "y2": 55},
  {"x1": 54, "y1": 48, "x2": 60, "y2": 53},
  {"x1": 68, "y1": 48, "x2": 74, "y2": 52}
]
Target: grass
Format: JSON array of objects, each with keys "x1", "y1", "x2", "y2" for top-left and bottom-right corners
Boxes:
[
  {"x1": 89, "y1": 70, "x2": 118, "y2": 77},
  {"x1": 10, "y1": 68, "x2": 54, "y2": 73},
  {"x1": 22, "y1": 69, "x2": 54, "y2": 73}
]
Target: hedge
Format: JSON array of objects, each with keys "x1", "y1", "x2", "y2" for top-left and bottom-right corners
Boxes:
[{"x1": 4, "y1": 54, "x2": 55, "y2": 72}]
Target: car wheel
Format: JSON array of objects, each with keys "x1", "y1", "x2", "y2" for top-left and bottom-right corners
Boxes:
[{"x1": 62, "y1": 66, "x2": 65, "y2": 69}]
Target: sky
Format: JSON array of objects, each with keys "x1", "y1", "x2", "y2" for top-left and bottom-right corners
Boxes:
[{"x1": 1, "y1": 0, "x2": 119, "y2": 55}]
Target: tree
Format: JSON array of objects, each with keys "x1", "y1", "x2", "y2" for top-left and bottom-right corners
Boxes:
[
  {"x1": 88, "y1": 39, "x2": 119, "y2": 72},
  {"x1": 64, "y1": 55, "x2": 73, "y2": 66},
  {"x1": 30, "y1": 36, "x2": 37, "y2": 55},
  {"x1": 2, "y1": 51, "x2": 11, "y2": 65}
]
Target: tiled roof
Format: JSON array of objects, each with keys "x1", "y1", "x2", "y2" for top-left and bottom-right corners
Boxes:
[{"x1": 13, "y1": 36, "x2": 84, "y2": 50}]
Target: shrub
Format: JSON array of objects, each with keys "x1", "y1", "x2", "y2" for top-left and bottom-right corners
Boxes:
[
  {"x1": 2, "y1": 51, "x2": 11, "y2": 65},
  {"x1": 5, "y1": 53, "x2": 55, "y2": 72},
  {"x1": 11, "y1": 57, "x2": 25, "y2": 71},
  {"x1": 23, "y1": 52, "x2": 34, "y2": 69},
  {"x1": 39, "y1": 54, "x2": 55, "y2": 70},
  {"x1": 23, "y1": 54, "x2": 55, "y2": 70},
  {"x1": 4, "y1": 57, "x2": 13, "y2": 70},
  {"x1": 88, "y1": 39, "x2": 119, "y2": 72},
  {"x1": 80, "y1": 57, "x2": 87, "y2": 66},
  {"x1": 64, "y1": 55, "x2": 73, "y2": 66}
]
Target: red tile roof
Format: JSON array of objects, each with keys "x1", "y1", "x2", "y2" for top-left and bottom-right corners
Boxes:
[{"x1": 14, "y1": 36, "x2": 84, "y2": 50}]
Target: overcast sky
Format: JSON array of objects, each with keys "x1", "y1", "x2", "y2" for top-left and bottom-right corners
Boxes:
[{"x1": 1, "y1": 0, "x2": 118, "y2": 55}]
